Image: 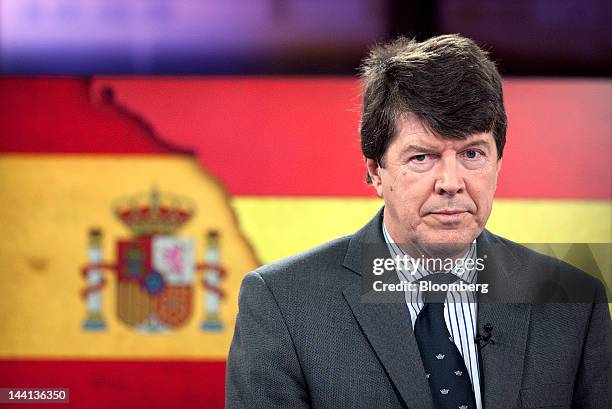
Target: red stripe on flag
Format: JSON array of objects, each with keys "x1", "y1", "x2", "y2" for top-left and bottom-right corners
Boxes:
[
  {"x1": 2, "y1": 77, "x2": 610, "y2": 199},
  {"x1": 0, "y1": 360, "x2": 225, "y2": 408},
  {"x1": 0, "y1": 78, "x2": 184, "y2": 155}
]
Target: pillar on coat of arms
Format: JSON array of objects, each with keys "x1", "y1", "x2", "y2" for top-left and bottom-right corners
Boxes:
[
  {"x1": 201, "y1": 230, "x2": 224, "y2": 331},
  {"x1": 82, "y1": 228, "x2": 107, "y2": 330}
]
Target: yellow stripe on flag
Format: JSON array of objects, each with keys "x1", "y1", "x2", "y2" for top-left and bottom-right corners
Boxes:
[
  {"x1": 1, "y1": 155, "x2": 610, "y2": 358},
  {"x1": 233, "y1": 197, "x2": 612, "y2": 265}
]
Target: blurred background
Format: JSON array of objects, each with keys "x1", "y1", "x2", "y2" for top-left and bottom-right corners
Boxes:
[
  {"x1": 1, "y1": 0, "x2": 611, "y2": 76},
  {"x1": 0, "y1": 1, "x2": 610, "y2": 408}
]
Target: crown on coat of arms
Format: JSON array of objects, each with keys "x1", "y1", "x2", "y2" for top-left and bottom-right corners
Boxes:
[{"x1": 113, "y1": 187, "x2": 195, "y2": 236}]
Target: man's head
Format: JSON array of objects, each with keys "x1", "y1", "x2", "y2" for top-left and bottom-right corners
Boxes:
[{"x1": 360, "y1": 35, "x2": 507, "y2": 257}]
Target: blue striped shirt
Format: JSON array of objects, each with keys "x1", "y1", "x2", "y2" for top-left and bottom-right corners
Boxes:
[{"x1": 382, "y1": 223, "x2": 482, "y2": 409}]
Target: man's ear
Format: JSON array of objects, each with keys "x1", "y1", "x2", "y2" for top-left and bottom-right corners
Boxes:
[
  {"x1": 496, "y1": 158, "x2": 503, "y2": 176},
  {"x1": 366, "y1": 158, "x2": 384, "y2": 198}
]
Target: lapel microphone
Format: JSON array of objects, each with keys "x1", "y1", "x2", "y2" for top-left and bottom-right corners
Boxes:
[{"x1": 475, "y1": 322, "x2": 495, "y2": 349}]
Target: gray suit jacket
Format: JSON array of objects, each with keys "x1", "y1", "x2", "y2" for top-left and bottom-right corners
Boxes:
[{"x1": 226, "y1": 209, "x2": 611, "y2": 409}]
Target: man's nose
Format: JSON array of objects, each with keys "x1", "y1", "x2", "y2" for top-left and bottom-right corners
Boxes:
[{"x1": 434, "y1": 156, "x2": 465, "y2": 195}]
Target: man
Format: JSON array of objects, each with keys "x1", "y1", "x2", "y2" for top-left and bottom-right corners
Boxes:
[{"x1": 226, "y1": 35, "x2": 611, "y2": 409}]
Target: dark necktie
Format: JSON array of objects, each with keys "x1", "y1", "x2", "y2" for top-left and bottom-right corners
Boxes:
[{"x1": 414, "y1": 273, "x2": 477, "y2": 409}]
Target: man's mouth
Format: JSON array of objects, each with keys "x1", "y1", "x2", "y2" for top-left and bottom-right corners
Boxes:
[{"x1": 429, "y1": 210, "x2": 468, "y2": 223}]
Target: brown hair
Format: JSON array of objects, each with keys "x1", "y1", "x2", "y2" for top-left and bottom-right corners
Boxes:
[{"x1": 359, "y1": 34, "x2": 507, "y2": 183}]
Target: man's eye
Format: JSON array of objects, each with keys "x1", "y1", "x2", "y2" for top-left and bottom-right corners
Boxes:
[
  {"x1": 412, "y1": 154, "x2": 428, "y2": 162},
  {"x1": 463, "y1": 150, "x2": 480, "y2": 159}
]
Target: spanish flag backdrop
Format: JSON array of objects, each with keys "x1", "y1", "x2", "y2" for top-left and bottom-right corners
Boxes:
[{"x1": 0, "y1": 77, "x2": 610, "y2": 407}]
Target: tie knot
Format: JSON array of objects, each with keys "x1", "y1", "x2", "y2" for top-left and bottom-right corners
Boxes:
[{"x1": 419, "y1": 273, "x2": 459, "y2": 304}]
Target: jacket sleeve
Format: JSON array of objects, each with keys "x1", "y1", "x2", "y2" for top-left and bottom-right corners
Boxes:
[
  {"x1": 571, "y1": 281, "x2": 612, "y2": 408},
  {"x1": 226, "y1": 271, "x2": 311, "y2": 409}
]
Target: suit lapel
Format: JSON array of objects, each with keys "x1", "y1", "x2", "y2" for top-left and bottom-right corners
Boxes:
[
  {"x1": 343, "y1": 283, "x2": 435, "y2": 409},
  {"x1": 341, "y1": 209, "x2": 435, "y2": 409},
  {"x1": 476, "y1": 231, "x2": 532, "y2": 409}
]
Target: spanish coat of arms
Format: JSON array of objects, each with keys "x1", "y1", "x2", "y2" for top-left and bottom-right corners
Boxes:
[{"x1": 81, "y1": 187, "x2": 225, "y2": 333}]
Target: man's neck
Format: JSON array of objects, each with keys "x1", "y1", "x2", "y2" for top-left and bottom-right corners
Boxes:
[{"x1": 382, "y1": 222, "x2": 472, "y2": 261}]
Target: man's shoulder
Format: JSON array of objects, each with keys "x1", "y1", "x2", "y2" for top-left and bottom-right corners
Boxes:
[
  {"x1": 240, "y1": 209, "x2": 384, "y2": 302},
  {"x1": 252, "y1": 234, "x2": 354, "y2": 284},
  {"x1": 487, "y1": 230, "x2": 591, "y2": 275},
  {"x1": 484, "y1": 230, "x2": 608, "y2": 302}
]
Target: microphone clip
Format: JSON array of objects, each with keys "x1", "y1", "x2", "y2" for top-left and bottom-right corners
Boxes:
[{"x1": 475, "y1": 322, "x2": 495, "y2": 349}]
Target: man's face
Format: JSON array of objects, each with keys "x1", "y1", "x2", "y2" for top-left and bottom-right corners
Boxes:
[{"x1": 367, "y1": 113, "x2": 502, "y2": 258}]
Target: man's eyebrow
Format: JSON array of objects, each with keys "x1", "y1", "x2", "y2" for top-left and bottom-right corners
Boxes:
[
  {"x1": 401, "y1": 144, "x2": 439, "y2": 154},
  {"x1": 460, "y1": 139, "x2": 492, "y2": 150},
  {"x1": 399, "y1": 139, "x2": 492, "y2": 156}
]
